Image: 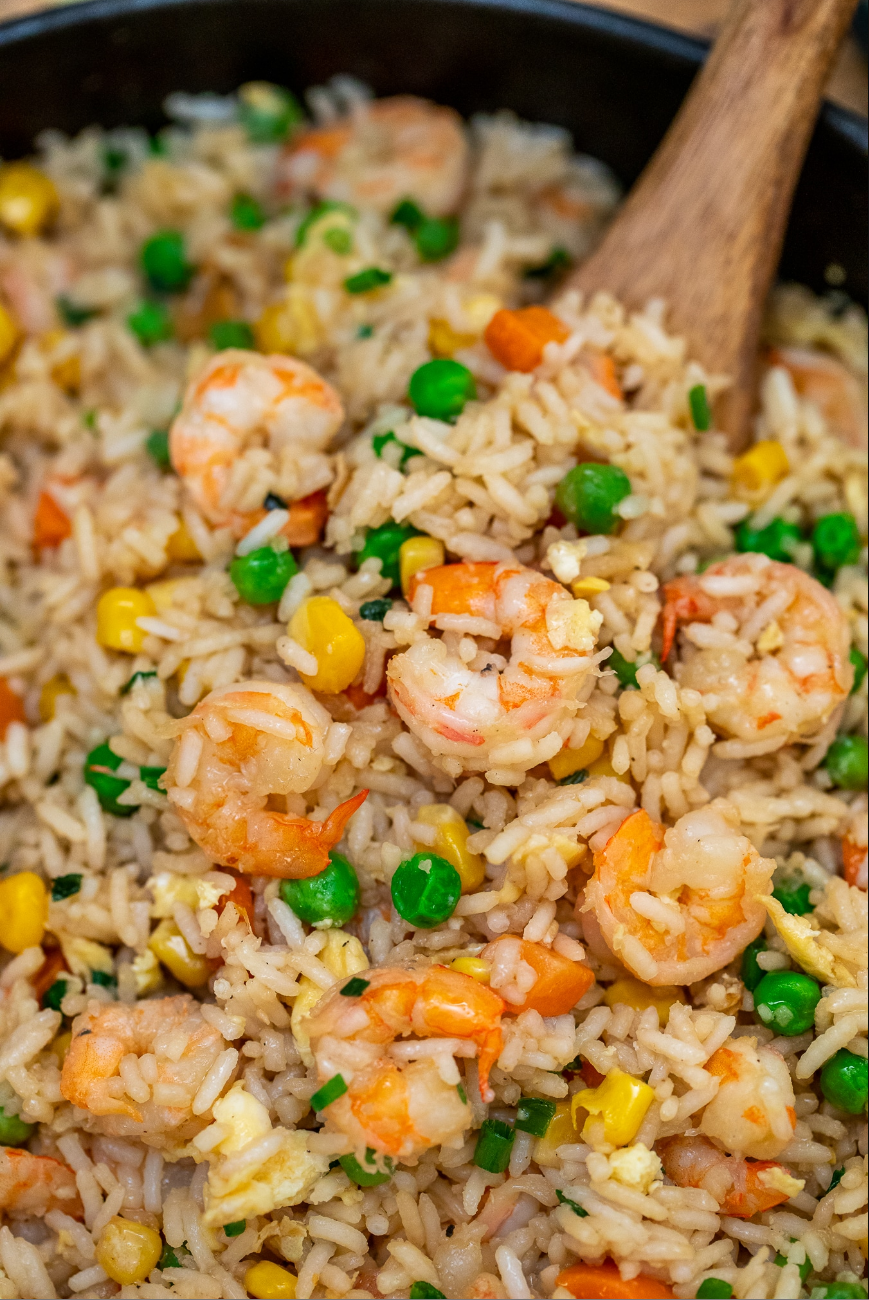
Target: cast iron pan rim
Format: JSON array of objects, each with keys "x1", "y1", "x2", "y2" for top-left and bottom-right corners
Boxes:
[{"x1": 1, "y1": 0, "x2": 864, "y2": 150}]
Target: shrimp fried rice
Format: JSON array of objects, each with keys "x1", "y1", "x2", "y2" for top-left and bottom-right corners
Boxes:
[{"x1": 0, "y1": 77, "x2": 865, "y2": 1300}]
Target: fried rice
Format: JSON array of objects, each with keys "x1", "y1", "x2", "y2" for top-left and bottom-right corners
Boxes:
[{"x1": 0, "y1": 76, "x2": 865, "y2": 1300}]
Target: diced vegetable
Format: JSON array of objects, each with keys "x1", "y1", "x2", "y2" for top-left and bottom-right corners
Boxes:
[
  {"x1": 279, "y1": 853, "x2": 360, "y2": 928},
  {"x1": 484, "y1": 305, "x2": 569, "y2": 372},
  {"x1": 0, "y1": 872, "x2": 48, "y2": 954},
  {"x1": 555, "y1": 462, "x2": 632, "y2": 535},
  {"x1": 753, "y1": 970, "x2": 821, "y2": 1036},
  {"x1": 230, "y1": 545, "x2": 298, "y2": 605},
  {"x1": 391, "y1": 852, "x2": 462, "y2": 928},
  {"x1": 209, "y1": 319, "x2": 255, "y2": 350},
  {"x1": 310, "y1": 1073, "x2": 348, "y2": 1110},
  {"x1": 238, "y1": 82, "x2": 304, "y2": 143},
  {"x1": 474, "y1": 1118, "x2": 514, "y2": 1173},
  {"x1": 408, "y1": 358, "x2": 476, "y2": 422},
  {"x1": 141, "y1": 230, "x2": 194, "y2": 293}
]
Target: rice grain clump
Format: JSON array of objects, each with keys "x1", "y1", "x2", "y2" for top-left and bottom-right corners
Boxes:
[{"x1": 0, "y1": 77, "x2": 865, "y2": 1300}]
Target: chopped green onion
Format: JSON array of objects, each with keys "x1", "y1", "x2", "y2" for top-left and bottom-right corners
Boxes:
[
  {"x1": 372, "y1": 429, "x2": 421, "y2": 469},
  {"x1": 390, "y1": 198, "x2": 425, "y2": 230},
  {"x1": 735, "y1": 516, "x2": 803, "y2": 564},
  {"x1": 344, "y1": 267, "x2": 392, "y2": 295},
  {"x1": 56, "y1": 295, "x2": 97, "y2": 326},
  {"x1": 90, "y1": 969, "x2": 117, "y2": 987},
  {"x1": 826, "y1": 1166, "x2": 845, "y2": 1195},
  {"x1": 773, "y1": 1248, "x2": 810, "y2": 1282},
  {"x1": 310, "y1": 1074, "x2": 348, "y2": 1111},
  {"x1": 850, "y1": 647, "x2": 867, "y2": 694},
  {"x1": 555, "y1": 1188, "x2": 588, "y2": 1217},
  {"x1": 84, "y1": 743, "x2": 136, "y2": 818},
  {"x1": 357, "y1": 323, "x2": 374, "y2": 338},
  {"x1": 474, "y1": 1118, "x2": 515, "y2": 1173},
  {"x1": 339, "y1": 977, "x2": 370, "y2": 998},
  {"x1": 409, "y1": 1285, "x2": 445, "y2": 1300},
  {"x1": 145, "y1": 429, "x2": 171, "y2": 470},
  {"x1": 127, "y1": 300, "x2": 173, "y2": 347},
  {"x1": 222, "y1": 1220, "x2": 246, "y2": 1237},
  {"x1": 323, "y1": 227, "x2": 352, "y2": 255},
  {"x1": 82, "y1": 409, "x2": 98, "y2": 431},
  {"x1": 139, "y1": 765, "x2": 166, "y2": 792},
  {"x1": 359, "y1": 598, "x2": 392, "y2": 622},
  {"x1": 209, "y1": 320, "x2": 255, "y2": 351},
  {"x1": 456, "y1": 1083, "x2": 468, "y2": 1105},
  {"x1": 689, "y1": 384, "x2": 712, "y2": 431},
  {"x1": 42, "y1": 980, "x2": 67, "y2": 1011},
  {"x1": 771, "y1": 877, "x2": 813, "y2": 915},
  {"x1": 516, "y1": 1097, "x2": 556, "y2": 1137},
  {"x1": 231, "y1": 193, "x2": 266, "y2": 231},
  {"x1": 121, "y1": 670, "x2": 158, "y2": 696},
  {"x1": 558, "y1": 769, "x2": 588, "y2": 786},
  {"x1": 415, "y1": 217, "x2": 459, "y2": 263},
  {"x1": 339, "y1": 1148, "x2": 394, "y2": 1186},
  {"x1": 51, "y1": 873, "x2": 82, "y2": 902}
]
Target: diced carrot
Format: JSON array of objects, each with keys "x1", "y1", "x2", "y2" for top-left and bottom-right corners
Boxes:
[
  {"x1": 218, "y1": 871, "x2": 256, "y2": 928},
  {"x1": 0, "y1": 678, "x2": 26, "y2": 740},
  {"x1": 587, "y1": 352, "x2": 623, "y2": 400},
  {"x1": 842, "y1": 835, "x2": 867, "y2": 890},
  {"x1": 557, "y1": 1263, "x2": 674, "y2": 1299},
  {"x1": 33, "y1": 490, "x2": 71, "y2": 550},
  {"x1": 484, "y1": 305, "x2": 570, "y2": 372},
  {"x1": 32, "y1": 947, "x2": 68, "y2": 1002},
  {"x1": 580, "y1": 1058, "x2": 606, "y2": 1088},
  {"x1": 282, "y1": 489, "x2": 329, "y2": 547},
  {"x1": 506, "y1": 939, "x2": 595, "y2": 1017}
]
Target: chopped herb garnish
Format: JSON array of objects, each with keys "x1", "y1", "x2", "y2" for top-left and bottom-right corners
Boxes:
[
  {"x1": 42, "y1": 979, "x2": 67, "y2": 1011},
  {"x1": 339, "y1": 977, "x2": 370, "y2": 998},
  {"x1": 344, "y1": 266, "x2": 392, "y2": 295},
  {"x1": 556, "y1": 1188, "x2": 588, "y2": 1217},
  {"x1": 310, "y1": 1073, "x2": 348, "y2": 1110},
  {"x1": 559, "y1": 769, "x2": 588, "y2": 786},
  {"x1": 120, "y1": 669, "x2": 157, "y2": 696},
  {"x1": 90, "y1": 969, "x2": 117, "y2": 987},
  {"x1": 231, "y1": 193, "x2": 266, "y2": 231},
  {"x1": 372, "y1": 429, "x2": 421, "y2": 469},
  {"x1": 689, "y1": 383, "x2": 712, "y2": 431},
  {"x1": 516, "y1": 1096, "x2": 556, "y2": 1137},
  {"x1": 456, "y1": 1083, "x2": 468, "y2": 1105},
  {"x1": 826, "y1": 1166, "x2": 845, "y2": 1194},
  {"x1": 356, "y1": 323, "x2": 374, "y2": 339},
  {"x1": 390, "y1": 198, "x2": 425, "y2": 231},
  {"x1": 56, "y1": 295, "x2": 98, "y2": 327},
  {"x1": 82, "y1": 409, "x2": 98, "y2": 431},
  {"x1": 323, "y1": 226, "x2": 352, "y2": 255},
  {"x1": 146, "y1": 429, "x2": 171, "y2": 470},
  {"x1": 222, "y1": 1220, "x2": 246, "y2": 1237},
  {"x1": 359, "y1": 598, "x2": 392, "y2": 622},
  {"x1": 51, "y1": 873, "x2": 83, "y2": 901},
  {"x1": 139, "y1": 765, "x2": 166, "y2": 792}
]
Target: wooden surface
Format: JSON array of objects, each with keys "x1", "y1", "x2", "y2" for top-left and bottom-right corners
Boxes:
[
  {"x1": 571, "y1": 0, "x2": 861, "y2": 446},
  {"x1": 0, "y1": 0, "x2": 865, "y2": 114}
]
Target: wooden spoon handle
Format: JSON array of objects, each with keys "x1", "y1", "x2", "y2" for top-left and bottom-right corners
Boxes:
[{"x1": 570, "y1": 0, "x2": 858, "y2": 444}]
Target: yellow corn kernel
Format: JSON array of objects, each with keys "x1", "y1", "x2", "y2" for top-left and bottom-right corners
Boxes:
[
  {"x1": 244, "y1": 1260, "x2": 297, "y2": 1300},
  {"x1": 399, "y1": 536, "x2": 445, "y2": 596},
  {"x1": 50, "y1": 1030, "x2": 72, "y2": 1065},
  {"x1": 0, "y1": 303, "x2": 20, "y2": 366},
  {"x1": 604, "y1": 976, "x2": 687, "y2": 1027},
  {"x1": 0, "y1": 163, "x2": 60, "y2": 238},
  {"x1": 255, "y1": 300, "x2": 296, "y2": 354},
  {"x1": 463, "y1": 293, "x2": 502, "y2": 334},
  {"x1": 96, "y1": 1216, "x2": 162, "y2": 1286},
  {"x1": 148, "y1": 919, "x2": 212, "y2": 988},
  {"x1": 533, "y1": 1098, "x2": 580, "y2": 1167},
  {"x1": 166, "y1": 518, "x2": 201, "y2": 562},
  {"x1": 731, "y1": 439, "x2": 789, "y2": 498},
  {"x1": 571, "y1": 576, "x2": 611, "y2": 599},
  {"x1": 548, "y1": 734, "x2": 605, "y2": 782},
  {"x1": 145, "y1": 578, "x2": 189, "y2": 614},
  {"x1": 96, "y1": 587, "x2": 156, "y2": 654},
  {"x1": 414, "y1": 803, "x2": 486, "y2": 891},
  {"x1": 573, "y1": 1068, "x2": 655, "y2": 1148},
  {"x1": 51, "y1": 349, "x2": 81, "y2": 394},
  {"x1": 289, "y1": 596, "x2": 366, "y2": 694},
  {"x1": 39, "y1": 673, "x2": 76, "y2": 722},
  {"x1": 450, "y1": 956, "x2": 490, "y2": 983},
  {"x1": 428, "y1": 317, "x2": 477, "y2": 358},
  {"x1": 0, "y1": 872, "x2": 48, "y2": 953}
]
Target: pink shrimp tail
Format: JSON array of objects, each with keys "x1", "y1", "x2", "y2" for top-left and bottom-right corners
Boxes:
[
  {"x1": 660, "y1": 577, "x2": 715, "y2": 660},
  {"x1": 252, "y1": 789, "x2": 369, "y2": 880}
]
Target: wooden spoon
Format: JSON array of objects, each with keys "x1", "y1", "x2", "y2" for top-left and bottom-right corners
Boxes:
[{"x1": 568, "y1": 0, "x2": 858, "y2": 446}]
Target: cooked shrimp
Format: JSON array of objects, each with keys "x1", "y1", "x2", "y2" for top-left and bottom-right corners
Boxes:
[
  {"x1": 701, "y1": 1037, "x2": 796, "y2": 1159},
  {"x1": 657, "y1": 1135, "x2": 801, "y2": 1218},
  {"x1": 169, "y1": 349, "x2": 343, "y2": 536},
  {"x1": 843, "y1": 796, "x2": 867, "y2": 890},
  {"x1": 662, "y1": 554, "x2": 852, "y2": 754},
  {"x1": 584, "y1": 803, "x2": 774, "y2": 985},
  {"x1": 279, "y1": 96, "x2": 469, "y2": 217},
  {"x1": 0, "y1": 1146, "x2": 83, "y2": 1218},
  {"x1": 305, "y1": 965, "x2": 505, "y2": 1161},
  {"x1": 768, "y1": 345, "x2": 867, "y2": 450},
  {"x1": 60, "y1": 995, "x2": 228, "y2": 1144},
  {"x1": 164, "y1": 680, "x2": 367, "y2": 879},
  {"x1": 387, "y1": 561, "x2": 602, "y2": 777}
]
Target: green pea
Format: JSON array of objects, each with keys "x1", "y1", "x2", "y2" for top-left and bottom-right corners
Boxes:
[
  {"x1": 344, "y1": 267, "x2": 392, "y2": 294},
  {"x1": 850, "y1": 647, "x2": 868, "y2": 694},
  {"x1": 279, "y1": 852, "x2": 360, "y2": 928},
  {"x1": 0, "y1": 1105, "x2": 35, "y2": 1147},
  {"x1": 127, "y1": 299, "x2": 173, "y2": 346},
  {"x1": 390, "y1": 198, "x2": 425, "y2": 231},
  {"x1": 812, "y1": 512, "x2": 861, "y2": 575},
  {"x1": 696, "y1": 1282, "x2": 733, "y2": 1299},
  {"x1": 819, "y1": 1048, "x2": 868, "y2": 1115},
  {"x1": 229, "y1": 546, "x2": 298, "y2": 606},
  {"x1": 391, "y1": 851, "x2": 461, "y2": 928},
  {"x1": 359, "y1": 599, "x2": 392, "y2": 622},
  {"x1": 84, "y1": 743, "x2": 136, "y2": 818},
  {"x1": 339, "y1": 1148, "x2": 394, "y2": 1186},
  {"x1": 824, "y1": 735, "x2": 868, "y2": 790},
  {"x1": 354, "y1": 521, "x2": 420, "y2": 587},
  {"x1": 408, "y1": 359, "x2": 476, "y2": 422},
  {"x1": 415, "y1": 217, "x2": 459, "y2": 262},
  {"x1": 372, "y1": 430, "x2": 421, "y2": 470},
  {"x1": 754, "y1": 969, "x2": 821, "y2": 1036},
  {"x1": 688, "y1": 384, "x2": 712, "y2": 431},
  {"x1": 741, "y1": 936, "x2": 767, "y2": 992},
  {"x1": 209, "y1": 320, "x2": 255, "y2": 350},
  {"x1": 141, "y1": 230, "x2": 193, "y2": 293},
  {"x1": 809, "y1": 1287, "x2": 868, "y2": 1299},
  {"x1": 237, "y1": 83, "x2": 304, "y2": 144},
  {"x1": 735, "y1": 516, "x2": 803, "y2": 564},
  {"x1": 771, "y1": 878, "x2": 813, "y2": 915},
  {"x1": 555, "y1": 462, "x2": 632, "y2": 535},
  {"x1": 231, "y1": 193, "x2": 266, "y2": 230},
  {"x1": 145, "y1": 429, "x2": 172, "y2": 470}
]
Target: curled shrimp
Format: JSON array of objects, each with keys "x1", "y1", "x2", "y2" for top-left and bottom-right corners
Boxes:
[
  {"x1": 164, "y1": 680, "x2": 367, "y2": 879},
  {"x1": 60, "y1": 995, "x2": 228, "y2": 1144},
  {"x1": 584, "y1": 803, "x2": 774, "y2": 985},
  {"x1": 0, "y1": 1146, "x2": 83, "y2": 1218},
  {"x1": 768, "y1": 345, "x2": 867, "y2": 450},
  {"x1": 657, "y1": 1135, "x2": 802, "y2": 1218},
  {"x1": 279, "y1": 96, "x2": 469, "y2": 217},
  {"x1": 169, "y1": 349, "x2": 343, "y2": 536},
  {"x1": 305, "y1": 965, "x2": 505, "y2": 1162},
  {"x1": 387, "y1": 561, "x2": 602, "y2": 777},
  {"x1": 700, "y1": 1036, "x2": 796, "y2": 1160},
  {"x1": 662, "y1": 554, "x2": 852, "y2": 755}
]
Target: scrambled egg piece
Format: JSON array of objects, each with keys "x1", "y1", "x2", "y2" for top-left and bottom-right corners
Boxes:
[
  {"x1": 291, "y1": 929, "x2": 368, "y2": 1067},
  {"x1": 759, "y1": 896, "x2": 856, "y2": 989},
  {"x1": 148, "y1": 871, "x2": 229, "y2": 918},
  {"x1": 545, "y1": 596, "x2": 603, "y2": 654},
  {"x1": 131, "y1": 949, "x2": 162, "y2": 995},
  {"x1": 607, "y1": 1143, "x2": 663, "y2": 1194},
  {"x1": 757, "y1": 1165, "x2": 805, "y2": 1198},
  {"x1": 201, "y1": 1084, "x2": 329, "y2": 1226},
  {"x1": 756, "y1": 619, "x2": 784, "y2": 654},
  {"x1": 58, "y1": 935, "x2": 114, "y2": 979},
  {"x1": 513, "y1": 831, "x2": 586, "y2": 871},
  {"x1": 546, "y1": 540, "x2": 589, "y2": 586}
]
